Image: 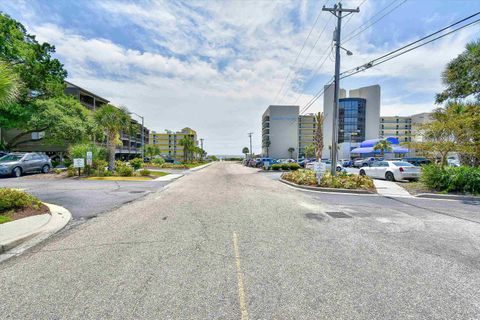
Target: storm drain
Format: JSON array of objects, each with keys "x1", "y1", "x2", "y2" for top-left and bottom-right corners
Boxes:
[
  {"x1": 326, "y1": 211, "x2": 352, "y2": 219},
  {"x1": 304, "y1": 213, "x2": 325, "y2": 222}
]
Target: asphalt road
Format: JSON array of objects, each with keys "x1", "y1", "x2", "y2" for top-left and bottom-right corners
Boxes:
[
  {"x1": 0, "y1": 174, "x2": 176, "y2": 219},
  {"x1": 1, "y1": 162, "x2": 479, "y2": 319}
]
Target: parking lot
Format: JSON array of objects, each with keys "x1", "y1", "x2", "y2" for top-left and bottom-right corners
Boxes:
[{"x1": 0, "y1": 174, "x2": 177, "y2": 219}]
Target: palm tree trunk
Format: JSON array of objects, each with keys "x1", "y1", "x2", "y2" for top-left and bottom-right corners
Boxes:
[{"x1": 108, "y1": 133, "x2": 116, "y2": 171}]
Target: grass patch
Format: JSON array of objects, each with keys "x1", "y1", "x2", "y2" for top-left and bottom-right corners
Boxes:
[
  {"x1": 149, "y1": 171, "x2": 169, "y2": 177},
  {"x1": 0, "y1": 215, "x2": 12, "y2": 224},
  {"x1": 83, "y1": 176, "x2": 153, "y2": 181}
]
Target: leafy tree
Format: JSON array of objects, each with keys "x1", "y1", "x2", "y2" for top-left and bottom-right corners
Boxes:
[
  {"x1": 93, "y1": 104, "x2": 130, "y2": 171},
  {"x1": 242, "y1": 147, "x2": 249, "y2": 159},
  {"x1": 0, "y1": 61, "x2": 21, "y2": 106},
  {"x1": 314, "y1": 112, "x2": 324, "y2": 160},
  {"x1": 5, "y1": 95, "x2": 95, "y2": 149},
  {"x1": 304, "y1": 144, "x2": 315, "y2": 158},
  {"x1": 288, "y1": 147, "x2": 295, "y2": 159},
  {"x1": 145, "y1": 144, "x2": 160, "y2": 158},
  {"x1": 373, "y1": 139, "x2": 392, "y2": 158},
  {"x1": 436, "y1": 40, "x2": 480, "y2": 103},
  {"x1": 0, "y1": 13, "x2": 67, "y2": 100},
  {"x1": 262, "y1": 138, "x2": 271, "y2": 157}
]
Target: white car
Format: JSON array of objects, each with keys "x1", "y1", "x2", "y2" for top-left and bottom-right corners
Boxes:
[{"x1": 359, "y1": 161, "x2": 421, "y2": 181}]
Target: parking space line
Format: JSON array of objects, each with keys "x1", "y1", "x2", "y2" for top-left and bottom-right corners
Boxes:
[{"x1": 232, "y1": 232, "x2": 249, "y2": 320}]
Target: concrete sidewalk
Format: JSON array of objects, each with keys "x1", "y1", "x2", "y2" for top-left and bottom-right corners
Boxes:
[{"x1": 374, "y1": 179, "x2": 412, "y2": 198}]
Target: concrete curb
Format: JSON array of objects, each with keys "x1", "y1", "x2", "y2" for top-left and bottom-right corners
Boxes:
[
  {"x1": 279, "y1": 178, "x2": 376, "y2": 194},
  {"x1": 415, "y1": 193, "x2": 480, "y2": 201},
  {"x1": 0, "y1": 203, "x2": 72, "y2": 263},
  {"x1": 189, "y1": 162, "x2": 214, "y2": 172},
  {"x1": 153, "y1": 173, "x2": 184, "y2": 181}
]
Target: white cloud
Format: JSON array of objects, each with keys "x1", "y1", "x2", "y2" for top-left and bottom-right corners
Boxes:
[{"x1": 10, "y1": 0, "x2": 479, "y2": 154}]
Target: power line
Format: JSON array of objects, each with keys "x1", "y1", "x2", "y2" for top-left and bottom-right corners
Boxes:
[
  {"x1": 272, "y1": 0, "x2": 330, "y2": 104},
  {"x1": 340, "y1": 13, "x2": 480, "y2": 79},
  {"x1": 343, "y1": 0, "x2": 407, "y2": 44}
]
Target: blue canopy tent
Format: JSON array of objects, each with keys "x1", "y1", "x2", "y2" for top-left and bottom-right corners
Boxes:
[{"x1": 350, "y1": 137, "x2": 409, "y2": 155}]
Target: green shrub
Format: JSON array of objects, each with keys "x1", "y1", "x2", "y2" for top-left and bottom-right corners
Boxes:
[
  {"x1": 152, "y1": 157, "x2": 165, "y2": 165},
  {"x1": 139, "y1": 169, "x2": 151, "y2": 176},
  {"x1": 67, "y1": 166, "x2": 76, "y2": 177},
  {"x1": 282, "y1": 169, "x2": 317, "y2": 186},
  {"x1": 421, "y1": 164, "x2": 480, "y2": 194},
  {"x1": 63, "y1": 159, "x2": 72, "y2": 167},
  {"x1": 115, "y1": 161, "x2": 134, "y2": 177},
  {"x1": 271, "y1": 164, "x2": 281, "y2": 170},
  {"x1": 129, "y1": 158, "x2": 144, "y2": 170},
  {"x1": 68, "y1": 143, "x2": 107, "y2": 162},
  {"x1": 281, "y1": 163, "x2": 290, "y2": 170},
  {"x1": 288, "y1": 163, "x2": 301, "y2": 171},
  {"x1": 0, "y1": 188, "x2": 42, "y2": 213},
  {"x1": 320, "y1": 172, "x2": 375, "y2": 190}
]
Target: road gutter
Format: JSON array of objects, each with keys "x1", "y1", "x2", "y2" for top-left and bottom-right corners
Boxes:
[{"x1": 0, "y1": 203, "x2": 72, "y2": 263}]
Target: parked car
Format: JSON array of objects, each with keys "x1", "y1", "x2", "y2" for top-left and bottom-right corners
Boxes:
[
  {"x1": 0, "y1": 151, "x2": 8, "y2": 158},
  {"x1": 402, "y1": 157, "x2": 431, "y2": 166},
  {"x1": 447, "y1": 157, "x2": 460, "y2": 167},
  {"x1": 340, "y1": 159, "x2": 353, "y2": 167},
  {"x1": 354, "y1": 157, "x2": 380, "y2": 168},
  {"x1": 359, "y1": 160, "x2": 420, "y2": 181},
  {"x1": 299, "y1": 158, "x2": 315, "y2": 168},
  {"x1": 0, "y1": 152, "x2": 52, "y2": 177},
  {"x1": 257, "y1": 157, "x2": 276, "y2": 168}
]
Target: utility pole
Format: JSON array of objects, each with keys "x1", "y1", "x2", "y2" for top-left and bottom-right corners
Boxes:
[
  {"x1": 248, "y1": 132, "x2": 253, "y2": 159},
  {"x1": 323, "y1": 2, "x2": 359, "y2": 176}
]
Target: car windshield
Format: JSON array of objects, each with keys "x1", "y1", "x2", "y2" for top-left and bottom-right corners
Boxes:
[
  {"x1": 0, "y1": 154, "x2": 23, "y2": 162},
  {"x1": 393, "y1": 161, "x2": 414, "y2": 167}
]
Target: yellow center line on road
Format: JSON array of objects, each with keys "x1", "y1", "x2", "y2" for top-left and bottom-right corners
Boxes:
[{"x1": 232, "y1": 232, "x2": 249, "y2": 320}]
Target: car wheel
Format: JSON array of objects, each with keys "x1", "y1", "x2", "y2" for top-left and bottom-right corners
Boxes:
[
  {"x1": 12, "y1": 167, "x2": 22, "y2": 178},
  {"x1": 385, "y1": 172, "x2": 395, "y2": 181},
  {"x1": 42, "y1": 164, "x2": 50, "y2": 174},
  {"x1": 336, "y1": 166, "x2": 342, "y2": 172},
  {"x1": 359, "y1": 169, "x2": 366, "y2": 176}
]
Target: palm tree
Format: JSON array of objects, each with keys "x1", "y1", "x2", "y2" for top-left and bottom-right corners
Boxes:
[
  {"x1": 314, "y1": 112, "x2": 324, "y2": 161},
  {"x1": 373, "y1": 139, "x2": 392, "y2": 158},
  {"x1": 179, "y1": 136, "x2": 194, "y2": 162},
  {"x1": 127, "y1": 122, "x2": 140, "y2": 160},
  {"x1": 264, "y1": 139, "x2": 271, "y2": 157},
  {"x1": 0, "y1": 61, "x2": 21, "y2": 106},
  {"x1": 242, "y1": 147, "x2": 249, "y2": 159},
  {"x1": 288, "y1": 147, "x2": 295, "y2": 159},
  {"x1": 94, "y1": 104, "x2": 130, "y2": 171}
]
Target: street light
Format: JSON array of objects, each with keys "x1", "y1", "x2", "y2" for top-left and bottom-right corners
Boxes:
[
  {"x1": 340, "y1": 46, "x2": 353, "y2": 56},
  {"x1": 129, "y1": 111, "x2": 144, "y2": 160}
]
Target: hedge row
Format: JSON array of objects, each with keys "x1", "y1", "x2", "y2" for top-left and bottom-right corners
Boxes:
[
  {"x1": 271, "y1": 163, "x2": 301, "y2": 171},
  {"x1": 421, "y1": 164, "x2": 480, "y2": 194}
]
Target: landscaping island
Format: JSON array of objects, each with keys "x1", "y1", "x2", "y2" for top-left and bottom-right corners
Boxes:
[
  {"x1": 0, "y1": 189, "x2": 49, "y2": 224},
  {"x1": 281, "y1": 169, "x2": 376, "y2": 192}
]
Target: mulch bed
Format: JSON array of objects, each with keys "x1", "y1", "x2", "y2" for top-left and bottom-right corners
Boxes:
[{"x1": 8, "y1": 204, "x2": 50, "y2": 221}]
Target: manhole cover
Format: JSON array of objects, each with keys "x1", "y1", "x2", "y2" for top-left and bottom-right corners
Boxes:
[
  {"x1": 305, "y1": 213, "x2": 325, "y2": 221},
  {"x1": 326, "y1": 211, "x2": 352, "y2": 219}
]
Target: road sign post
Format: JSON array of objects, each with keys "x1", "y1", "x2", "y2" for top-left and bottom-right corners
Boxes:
[{"x1": 73, "y1": 158, "x2": 85, "y2": 177}]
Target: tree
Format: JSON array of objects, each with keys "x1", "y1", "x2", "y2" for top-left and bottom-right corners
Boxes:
[
  {"x1": 93, "y1": 104, "x2": 130, "y2": 171},
  {"x1": 436, "y1": 40, "x2": 480, "y2": 103},
  {"x1": 373, "y1": 139, "x2": 392, "y2": 158},
  {"x1": 179, "y1": 136, "x2": 195, "y2": 162},
  {"x1": 263, "y1": 138, "x2": 271, "y2": 157},
  {"x1": 242, "y1": 147, "x2": 249, "y2": 159},
  {"x1": 304, "y1": 144, "x2": 315, "y2": 158},
  {"x1": 5, "y1": 95, "x2": 95, "y2": 149},
  {"x1": 314, "y1": 112, "x2": 324, "y2": 160},
  {"x1": 288, "y1": 147, "x2": 295, "y2": 159},
  {"x1": 126, "y1": 121, "x2": 140, "y2": 159},
  {"x1": 144, "y1": 144, "x2": 160, "y2": 158},
  {"x1": 0, "y1": 61, "x2": 21, "y2": 106}
]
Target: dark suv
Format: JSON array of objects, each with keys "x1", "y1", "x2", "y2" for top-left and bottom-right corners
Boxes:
[
  {"x1": 402, "y1": 157, "x2": 431, "y2": 166},
  {"x1": 0, "y1": 152, "x2": 52, "y2": 177}
]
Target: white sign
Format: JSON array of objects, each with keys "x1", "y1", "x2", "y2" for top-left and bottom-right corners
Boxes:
[
  {"x1": 86, "y1": 151, "x2": 93, "y2": 166},
  {"x1": 73, "y1": 158, "x2": 85, "y2": 168},
  {"x1": 314, "y1": 161, "x2": 327, "y2": 183}
]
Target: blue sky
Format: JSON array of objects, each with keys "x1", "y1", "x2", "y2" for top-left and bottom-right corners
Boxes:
[{"x1": 1, "y1": 0, "x2": 479, "y2": 155}]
